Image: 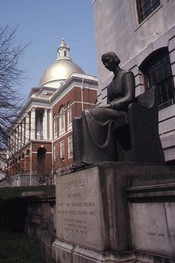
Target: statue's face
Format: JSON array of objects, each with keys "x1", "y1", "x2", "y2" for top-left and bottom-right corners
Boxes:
[{"x1": 102, "y1": 56, "x2": 116, "y2": 71}]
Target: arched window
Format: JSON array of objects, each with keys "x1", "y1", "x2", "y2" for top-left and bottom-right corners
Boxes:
[
  {"x1": 37, "y1": 147, "x2": 46, "y2": 175},
  {"x1": 53, "y1": 113, "x2": 57, "y2": 139},
  {"x1": 59, "y1": 107, "x2": 65, "y2": 135},
  {"x1": 67, "y1": 102, "x2": 72, "y2": 130},
  {"x1": 37, "y1": 147, "x2": 46, "y2": 160},
  {"x1": 140, "y1": 48, "x2": 175, "y2": 109}
]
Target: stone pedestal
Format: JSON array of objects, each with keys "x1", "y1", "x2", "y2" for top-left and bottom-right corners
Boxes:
[{"x1": 52, "y1": 162, "x2": 175, "y2": 263}]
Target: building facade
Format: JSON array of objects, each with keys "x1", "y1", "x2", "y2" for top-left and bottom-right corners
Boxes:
[
  {"x1": 5, "y1": 39, "x2": 97, "y2": 186},
  {"x1": 92, "y1": 0, "x2": 175, "y2": 163}
]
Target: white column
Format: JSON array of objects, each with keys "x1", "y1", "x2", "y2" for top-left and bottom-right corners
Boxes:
[
  {"x1": 31, "y1": 108, "x2": 36, "y2": 140},
  {"x1": 15, "y1": 128, "x2": 17, "y2": 151},
  {"x1": 25, "y1": 113, "x2": 30, "y2": 143},
  {"x1": 22, "y1": 120, "x2": 25, "y2": 146},
  {"x1": 43, "y1": 109, "x2": 48, "y2": 139},
  {"x1": 49, "y1": 109, "x2": 53, "y2": 140},
  {"x1": 16, "y1": 126, "x2": 19, "y2": 150},
  {"x1": 19, "y1": 122, "x2": 22, "y2": 148}
]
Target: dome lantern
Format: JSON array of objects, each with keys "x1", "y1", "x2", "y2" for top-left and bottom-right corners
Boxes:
[
  {"x1": 56, "y1": 38, "x2": 71, "y2": 61},
  {"x1": 40, "y1": 38, "x2": 85, "y2": 88}
]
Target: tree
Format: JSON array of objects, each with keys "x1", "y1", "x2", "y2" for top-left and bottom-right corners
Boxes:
[{"x1": 0, "y1": 25, "x2": 26, "y2": 152}]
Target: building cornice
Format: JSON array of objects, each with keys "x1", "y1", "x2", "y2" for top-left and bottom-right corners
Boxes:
[{"x1": 50, "y1": 73, "x2": 98, "y2": 105}]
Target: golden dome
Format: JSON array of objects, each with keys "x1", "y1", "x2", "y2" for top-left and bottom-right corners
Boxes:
[{"x1": 40, "y1": 39, "x2": 84, "y2": 87}]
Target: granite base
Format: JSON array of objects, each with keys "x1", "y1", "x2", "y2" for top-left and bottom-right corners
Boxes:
[{"x1": 53, "y1": 162, "x2": 175, "y2": 263}]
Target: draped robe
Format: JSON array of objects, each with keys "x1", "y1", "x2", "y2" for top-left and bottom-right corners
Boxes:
[{"x1": 73, "y1": 69, "x2": 135, "y2": 166}]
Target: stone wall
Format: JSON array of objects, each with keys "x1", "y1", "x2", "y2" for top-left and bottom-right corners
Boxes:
[
  {"x1": 0, "y1": 197, "x2": 28, "y2": 232},
  {"x1": 25, "y1": 196, "x2": 56, "y2": 263},
  {"x1": 0, "y1": 196, "x2": 56, "y2": 263}
]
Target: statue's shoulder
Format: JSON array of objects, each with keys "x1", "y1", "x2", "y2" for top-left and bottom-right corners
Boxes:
[
  {"x1": 117, "y1": 69, "x2": 129, "y2": 80},
  {"x1": 121, "y1": 69, "x2": 134, "y2": 80},
  {"x1": 121, "y1": 69, "x2": 134, "y2": 75}
]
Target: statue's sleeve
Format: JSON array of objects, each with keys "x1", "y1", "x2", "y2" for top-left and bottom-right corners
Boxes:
[{"x1": 110, "y1": 72, "x2": 135, "y2": 111}]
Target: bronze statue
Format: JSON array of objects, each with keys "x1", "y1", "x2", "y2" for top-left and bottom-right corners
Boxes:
[{"x1": 73, "y1": 52, "x2": 135, "y2": 167}]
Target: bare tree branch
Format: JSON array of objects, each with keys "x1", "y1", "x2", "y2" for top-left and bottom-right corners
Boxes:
[{"x1": 0, "y1": 25, "x2": 27, "y2": 177}]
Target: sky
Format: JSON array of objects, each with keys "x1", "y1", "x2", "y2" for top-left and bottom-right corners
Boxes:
[{"x1": 0, "y1": 0, "x2": 97, "y2": 99}]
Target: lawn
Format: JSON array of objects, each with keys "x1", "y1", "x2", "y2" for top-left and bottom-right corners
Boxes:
[{"x1": 0, "y1": 232, "x2": 43, "y2": 263}]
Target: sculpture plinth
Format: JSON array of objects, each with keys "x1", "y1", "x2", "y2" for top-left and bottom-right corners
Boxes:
[{"x1": 52, "y1": 162, "x2": 175, "y2": 263}]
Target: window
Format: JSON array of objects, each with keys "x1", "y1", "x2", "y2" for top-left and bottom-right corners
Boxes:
[
  {"x1": 36, "y1": 109, "x2": 44, "y2": 139},
  {"x1": 60, "y1": 140, "x2": 65, "y2": 160},
  {"x1": 140, "y1": 49, "x2": 175, "y2": 108},
  {"x1": 59, "y1": 107, "x2": 65, "y2": 135},
  {"x1": 53, "y1": 114, "x2": 57, "y2": 138},
  {"x1": 136, "y1": 0, "x2": 160, "y2": 23},
  {"x1": 67, "y1": 102, "x2": 72, "y2": 129},
  {"x1": 53, "y1": 144, "x2": 58, "y2": 162},
  {"x1": 37, "y1": 147, "x2": 46, "y2": 174},
  {"x1": 68, "y1": 136, "x2": 73, "y2": 158}
]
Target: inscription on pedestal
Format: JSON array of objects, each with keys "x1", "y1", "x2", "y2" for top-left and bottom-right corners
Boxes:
[
  {"x1": 56, "y1": 167, "x2": 105, "y2": 250},
  {"x1": 130, "y1": 202, "x2": 175, "y2": 257}
]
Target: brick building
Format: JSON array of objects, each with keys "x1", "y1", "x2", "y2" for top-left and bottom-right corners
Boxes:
[{"x1": 5, "y1": 39, "x2": 97, "y2": 186}]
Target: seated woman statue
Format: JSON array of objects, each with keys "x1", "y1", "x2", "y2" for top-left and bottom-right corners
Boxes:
[{"x1": 73, "y1": 52, "x2": 135, "y2": 167}]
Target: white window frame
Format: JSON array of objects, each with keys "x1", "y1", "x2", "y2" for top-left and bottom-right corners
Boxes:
[
  {"x1": 60, "y1": 140, "x2": 65, "y2": 160},
  {"x1": 59, "y1": 107, "x2": 65, "y2": 135},
  {"x1": 53, "y1": 114, "x2": 57, "y2": 139},
  {"x1": 68, "y1": 135, "x2": 73, "y2": 158},
  {"x1": 67, "y1": 102, "x2": 72, "y2": 131},
  {"x1": 53, "y1": 144, "x2": 58, "y2": 162}
]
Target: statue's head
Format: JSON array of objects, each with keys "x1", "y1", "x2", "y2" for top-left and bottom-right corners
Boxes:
[{"x1": 102, "y1": 52, "x2": 120, "y2": 64}]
